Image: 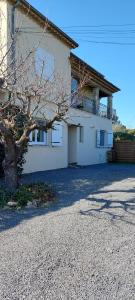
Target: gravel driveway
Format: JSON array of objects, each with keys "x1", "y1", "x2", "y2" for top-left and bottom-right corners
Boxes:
[{"x1": 0, "y1": 164, "x2": 135, "y2": 299}]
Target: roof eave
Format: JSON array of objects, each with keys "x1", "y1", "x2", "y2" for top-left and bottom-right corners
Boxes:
[
  {"x1": 10, "y1": 0, "x2": 78, "y2": 49},
  {"x1": 70, "y1": 53, "x2": 120, "y2": 94}
]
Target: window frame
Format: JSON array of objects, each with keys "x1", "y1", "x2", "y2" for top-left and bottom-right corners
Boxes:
[
  {"x1": 71, "y1": 77, "x2": 78, "y2": 93},
  {"x1": 100, "y1": 130, "x2": 106, "y2": 147},
  {"x1": 35, "y1": 48, "x2": 55, "y2": 81},
  {"x1": 79, "y1": 126, "x2": 84, "y2": 143},
  {"x1": 96, "y1": 130, "x2": 113, "y2": 148},
  {"x1": 29, "y1": 129, "x2": 47, "y2": 146}
]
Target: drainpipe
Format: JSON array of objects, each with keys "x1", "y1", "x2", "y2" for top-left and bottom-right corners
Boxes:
[{"x1": 11, "y1": 0, "x2": 21, "y2": 81}]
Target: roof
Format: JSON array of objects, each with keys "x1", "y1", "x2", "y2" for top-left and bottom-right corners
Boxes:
[
  {"x1": 10, "y1": 0, "x2": 78, "y2": 49},
  {"x1": 70, "y1": 53, "x2": 120, "y2": 94}
]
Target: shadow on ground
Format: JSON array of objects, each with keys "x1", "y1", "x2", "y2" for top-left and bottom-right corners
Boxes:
[
  {"x1": 0, "y1": 163, "x2": 135, "y2": 232},
  {"x1": 80, "y1": 195, "x2": 135, "y2": 226}
]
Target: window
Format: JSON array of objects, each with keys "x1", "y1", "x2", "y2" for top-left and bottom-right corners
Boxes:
[
  {"x1": 96, "y1": 130, "x2": 113, "y2": 148},
  {"x1": 100, "y1": 130, "x2": 105, "y2": 146},
  {"x1": 71, "y1": 77, "x2": 79, "y2": 105},
  {"x1": 35, "y1": 48, "x2": 54, "y2": 80},
  {"x1": 71, "y1": 77, "x2": 78, "y2": 92},
  {"x1": 79, "y1": 126, "x2": 84, "y2": 143},
  {"x1": 29, "y1": 130, "x2": 47, "y2": 145},
  {"x1": 52, "y1": 123, "x2": 63, "y2": 146}
]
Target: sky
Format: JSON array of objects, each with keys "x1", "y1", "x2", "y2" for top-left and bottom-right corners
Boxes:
[{"x1": 28, "y1": 0, "x2": 135, "y2": 128}]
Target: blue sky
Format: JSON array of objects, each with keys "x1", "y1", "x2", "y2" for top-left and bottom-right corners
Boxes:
[{"x1": 28, "y1": 0, "x2": 135, "y2": 128}]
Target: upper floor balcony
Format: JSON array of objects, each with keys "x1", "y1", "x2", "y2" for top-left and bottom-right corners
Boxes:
[
  {"x1": 70, "y1": 53, "x2": 120, "y2": 120},
  {"x1": 72, "y1": 93, "x2": 117, "y2": 120}
]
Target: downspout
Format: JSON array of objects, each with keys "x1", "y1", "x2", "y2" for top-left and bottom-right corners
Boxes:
[{"x1": 11, "y1": 0, "x2": 21, "y2": 81}]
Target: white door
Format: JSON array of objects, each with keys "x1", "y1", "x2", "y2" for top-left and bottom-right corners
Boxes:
[{"x1": 68, "y1": 126, "x2": 77, "y2": 164}]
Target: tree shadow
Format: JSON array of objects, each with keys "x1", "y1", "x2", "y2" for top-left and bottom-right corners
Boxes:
[
  {"x1": 80, "y1": 193, "x2": 135, "y2": 226},
  {"x1": 0, "y1": 163, "x2": 135, "y2": 232}
]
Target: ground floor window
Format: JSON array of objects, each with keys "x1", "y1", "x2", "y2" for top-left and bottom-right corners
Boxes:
[
  {"x1": 79, "y1": 126, "x2": 84, "y2": 143},
  {"x1": 100, "y1": 130, "x2": 105, "y2": 146},
  {"x1": 96, "y1": 130, "x2": 113, "y2": 148},
  {"x1": 29, "y1": 130, "x2": 47, "y2": 145}
]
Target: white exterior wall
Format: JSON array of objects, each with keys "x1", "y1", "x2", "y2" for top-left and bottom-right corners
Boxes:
[
  {"x1": 68, "y1": 108, "x2": 112, "y2": 166},
  {"x1": 0, "y1": 1, "x2": 8, "y2": 76},
  {"x1": 2, "y1": 1, "x2": 113, "y2": 174},
  {"x1": 23, "y1": 109, "x2": 112, "y2": 173},
  {"x1": 5, "y1": 2, "x2": 71, "y2": 174},
  {"x1": 23, "y1": 122, "x2": 68, "y2": 173}
]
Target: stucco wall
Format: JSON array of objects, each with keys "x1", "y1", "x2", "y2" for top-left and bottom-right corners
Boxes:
[
  {"x1": 5, "y1": 2, "x2": 71, "y2": 173},
  {"x1": 6, "y1": 1, "x2": 71, "y2": 91},
  {"x1": 0, "y1": 1, "x2": 8, "y2": 75},
  {"x1": 68, "y1": 108, "x2": 112, "y2": 166},
  {"x1": 23, "y1": 109, "x2": 112, "y2": 173},
  {"x1": 2, "y1": 1, "x2": 113, "y2": 174},
  {"x1": 23, "y1": 122, "x2": 68, "y2": 173}
]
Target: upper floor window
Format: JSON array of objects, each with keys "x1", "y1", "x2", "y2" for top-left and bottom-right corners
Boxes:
[
  {"x1": 29, "y1": 130, "x2": 47, "y2": 145},
  {"x1": 35, "y1": 48, "x2": 54, "y2": 80},
  {"x1": 71, "y1": 77, "x2": 78, "y2": 93}
]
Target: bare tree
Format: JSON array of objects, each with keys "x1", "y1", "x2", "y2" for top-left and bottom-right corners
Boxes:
[{"x1": 0, "y1": 6, "x2": 90, "y2": 192}]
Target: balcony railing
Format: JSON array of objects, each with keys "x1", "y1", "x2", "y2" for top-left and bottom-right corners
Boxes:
[
  {"x1": 72, "y1": 96, "x2": 117, "y2": 120},
  {"x1": 73, "y1": 96, "x2": 94, "y2": 113},
  {"x1": 82, "y1": 97, "x2": 94, "y2": 113},
  {"x1": 99, "y1": 103, "x2": 107, "y2": 118},
  {"x1": 99, "y1": 103, "x2": 117, "y2": 120}
]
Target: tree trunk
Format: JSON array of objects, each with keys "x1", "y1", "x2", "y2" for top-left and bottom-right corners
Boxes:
[{"x1": 3, "y1": 139, "x2": 18, "y2": 192}]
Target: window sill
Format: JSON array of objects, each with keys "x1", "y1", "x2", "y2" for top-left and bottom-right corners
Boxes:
[
  {"x1": 28, "y1": 144, "x2": 63, "y2": 148},
  {"x1": 52, "y1": 145, "x2": 62, "y2": 147},
  {"x1": 97, "y1": 145, "x2": 112, "y2": 148},
  {"x1": 29, "y1": 143, "x2": 48, "y2": 146}
]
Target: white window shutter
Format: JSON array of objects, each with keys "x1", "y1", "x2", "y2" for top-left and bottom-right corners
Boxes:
[
  {"x1": 107, "y1": 131, "x2": 113, "y2": 147},
  {"x1": 44, "y1": 132, "x2": 47, "y2": 145},
  {"x1": 96, "y1": 130, "x2": 100, "y2": 147},
  {"x1": 29, "y1": 132, "x2": 32, "y2": 142},
  {"x1": 52, "y1": 123, "x2": 62, "y2": 146},
  {"x1": 45, "y1": 51, "x2": 54, "y2": 79},
  {"x1": 35, "y1": 48, "x2": 54, "y2": 80}
]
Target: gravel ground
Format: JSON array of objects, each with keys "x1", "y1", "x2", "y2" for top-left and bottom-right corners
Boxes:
[{"x1": 0, "y1": 163, "x2": 135, "y2": 300}]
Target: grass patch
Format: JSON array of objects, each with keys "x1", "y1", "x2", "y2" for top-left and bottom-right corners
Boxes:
[{"x1": 0, "y1": 183, "x2": 56, "y2": 209}]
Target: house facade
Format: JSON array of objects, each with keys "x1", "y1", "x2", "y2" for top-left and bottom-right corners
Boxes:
[{"x1": 0, "y1": 0, "x2": 120, "y2": 173}]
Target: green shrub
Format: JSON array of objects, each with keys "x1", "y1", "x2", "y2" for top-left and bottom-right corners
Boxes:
[
  {"x1": 0, "y1": 183, "x2": 56, "y2": 209},
  {"x1": 27, "y1": 183, "x2": 56, "y2": 207},
  {"x1": 0, "y1": 143, "x2": 5, "y2": 178},
  {"x1": 0, "y1": 188, "x2": 11, "y2": 208},
  {"x1": 114, "y1": 131, "x2": 135, "y2": 141},
  {"x1": 14, "y1": 185, "x2": 33, "y2": 207}
]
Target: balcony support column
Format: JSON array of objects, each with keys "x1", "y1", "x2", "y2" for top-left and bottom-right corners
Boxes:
[
  {"x1": 107, "y1": 95, "x2": 113, "y2": 119},
  {"x1": 93, "y1": 87, "x2": 100, "y2": 115}
]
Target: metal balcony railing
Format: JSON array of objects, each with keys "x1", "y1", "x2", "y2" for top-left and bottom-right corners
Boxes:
[
  {"x1": 99, "y1": 103, "x2": 107, "y2": 118},
  {"x1": 72, "y1": 96, "x2": 117, "y2": 120},
  {"x1": 99, "y1": 103, "x2": 117, "y2": 120}
]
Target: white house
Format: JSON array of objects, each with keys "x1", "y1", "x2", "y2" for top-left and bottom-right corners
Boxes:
[{"x1": 0, "y1": 0, "x2": 120, "y2": 173}]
